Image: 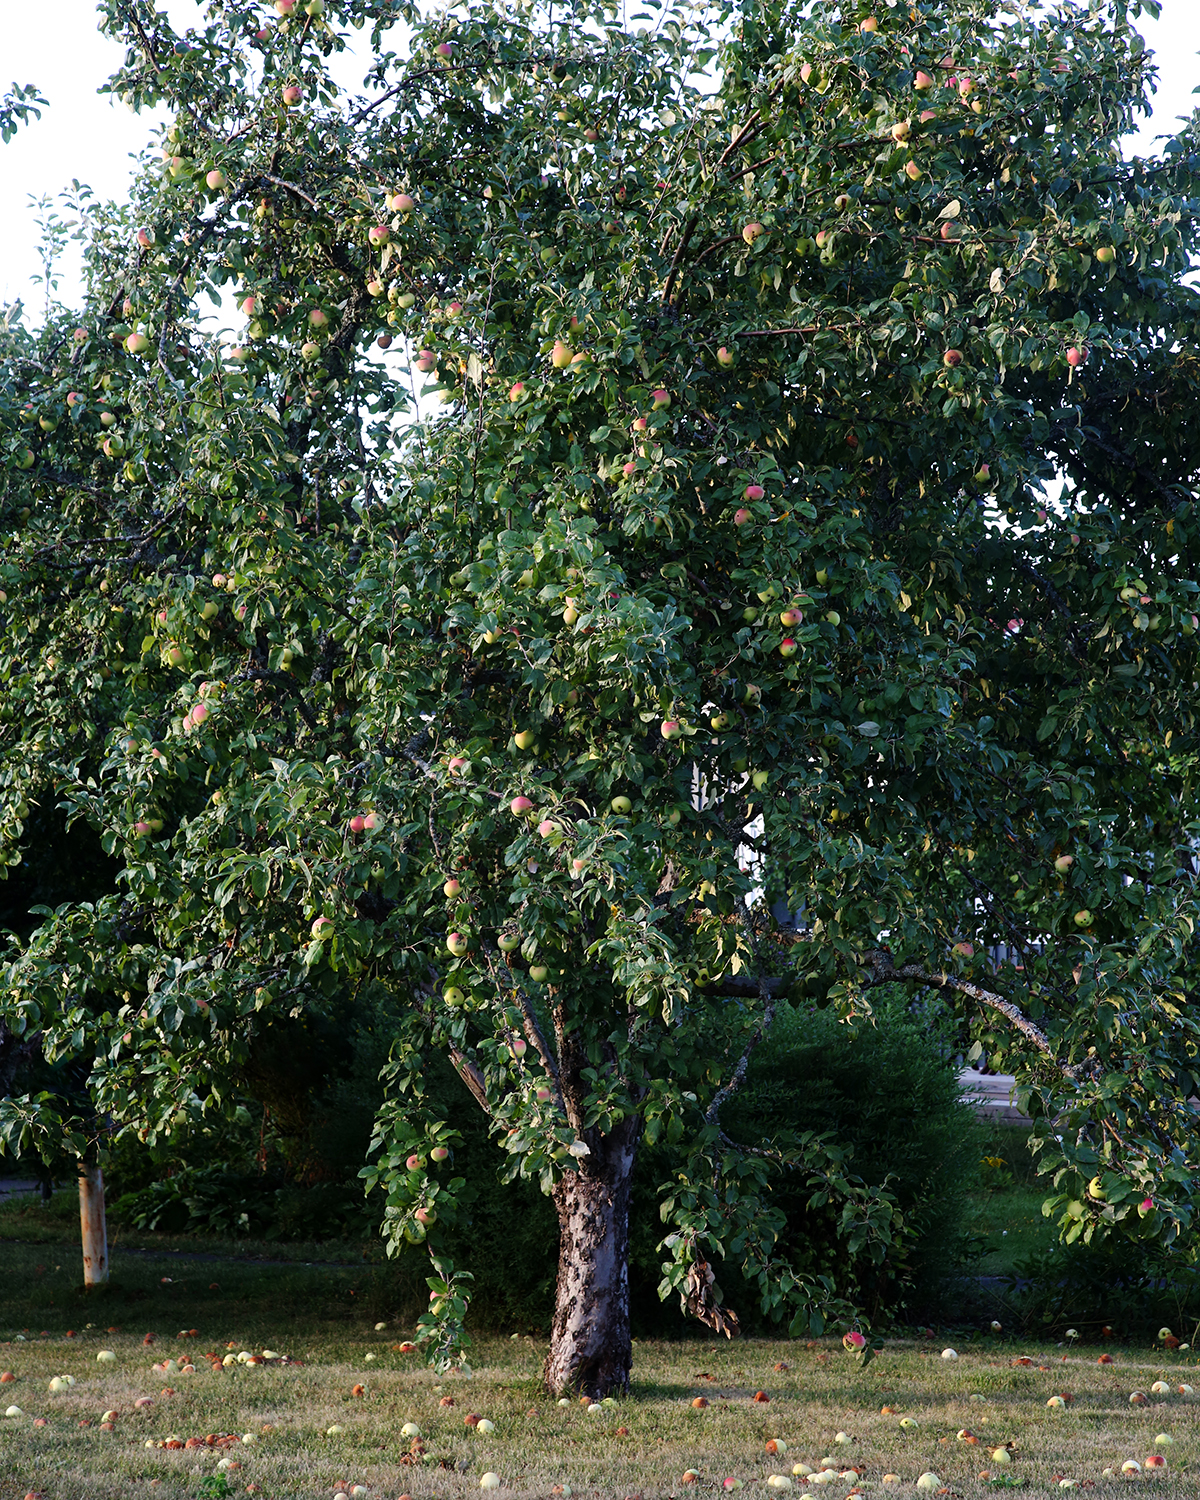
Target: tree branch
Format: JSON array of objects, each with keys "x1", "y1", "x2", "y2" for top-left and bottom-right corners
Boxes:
[{"x1": 861, "y1": 947, "x2": 1088, "y2": 1083}]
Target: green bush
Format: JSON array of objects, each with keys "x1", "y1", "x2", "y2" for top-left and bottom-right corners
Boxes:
[{"x1": 721, "y1": 992, "x2": 984, "y2": 1318}]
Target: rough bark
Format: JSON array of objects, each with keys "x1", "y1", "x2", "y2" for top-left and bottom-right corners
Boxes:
[
  {"x1": 543, "y1": 1115, "x2": 640, "y2": 1398},
  {"x1": 79, "y1": 1164, "x2": 109, "y2": 1286}
]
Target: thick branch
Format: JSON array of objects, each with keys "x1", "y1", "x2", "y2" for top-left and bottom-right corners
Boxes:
[{"x1": 862, "y1": 947, "x2": 1087, "y2": 1083}]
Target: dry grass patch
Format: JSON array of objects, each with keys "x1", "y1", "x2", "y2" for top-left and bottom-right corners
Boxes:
[{"x1": 1, "y1": 1326, "x2": 1197, "y2": 1500}]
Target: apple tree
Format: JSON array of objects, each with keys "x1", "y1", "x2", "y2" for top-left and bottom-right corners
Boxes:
[{"x1": 3, "y1": 0, "x2": 1200, "y2": 1391}]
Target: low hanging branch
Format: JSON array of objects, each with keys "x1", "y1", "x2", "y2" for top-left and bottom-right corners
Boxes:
[{"x1": 861, "y1": 948, "x2": 1089, "y2": 1084}]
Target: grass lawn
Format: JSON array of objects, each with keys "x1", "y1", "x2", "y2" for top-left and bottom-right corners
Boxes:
[{"x1": 2, "y1": 1225, "x2": 1198, "y2": 1500}]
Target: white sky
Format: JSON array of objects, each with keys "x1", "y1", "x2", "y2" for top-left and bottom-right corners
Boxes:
[{"x1": 1, "y1": 2, "x2": 1198, "y2": 314}]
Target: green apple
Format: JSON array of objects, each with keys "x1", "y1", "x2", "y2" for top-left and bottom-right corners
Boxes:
[
  {"x1": 311, "y1": 915, "x2": 335, "y2": 941},
  {"x1": 498, "y1": 932, "x2": 521, "y2": 952},
  {"x1": 611, "y1": 796, "x2": 632, "y2": 814}
]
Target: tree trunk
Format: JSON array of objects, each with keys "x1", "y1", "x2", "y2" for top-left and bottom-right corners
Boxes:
[
  {"x1": 543, "y1": 1117, "x2": 639, "y2": 1398},
  {"x1": 79, "y1": 1164, "x2": 109, "y2": 1286}
]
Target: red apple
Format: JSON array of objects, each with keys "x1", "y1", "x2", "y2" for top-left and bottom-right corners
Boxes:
[
  {"x1": 661, "y1": 720, "x2": 683, "y2": 740},
  {"x1": 448, "y1": 756, "x2": 468, "y2": 775},
  {"x1": 308, "y1": 308, "x2": 329, "y2": 329},
  {"x1": 744, "y1": 483, "x2": 765, "y2": 501},
  {"x1": 281, "y1": 83, "x2": 303, "y2": 106},
  {"x1": 651, "y1": 388, "x2": 671, "y2": 410},
  {"x1": 914, "y1": 70, "x2": 934, "y2": 89},
  {"x1": 1066, "y1": 347, "x2": 1087, "y2": 367},
  {"x1": 508, "y1": 381, "x2": 526, "y2": 401},
  {"x1": 779, "y1": 608, "x2": 802, "y2": 627},
  {"x1": 717, "y1": 346, "x2": 735, "y2": 367},
  {"x1": 391, "y1": 192, "x2": 415, "y2": 213},
  {"x1": 779, "y1": 638, "x2": 798, "y2": 657},
  {"x1": 943, "y1": 349, "x2": 963, "y2": 367},
  {"x1": 205, "y1": 169, "x2": 226, "y2": 190},
  {"x1": 444, "y1": 878, "x2": 461, "y2": 898},
  {"x1": 406, "y1": 1154, "x2": 423, "y2": 1170},
  {"x1": 124, "y1": 332, "x2": 150, "y2": 355},
  {"x1": 940, "y1": 221, "x2": 962, "y2": 241},
  {"x1": 415, "y1": 1207, "x2": 437, "y2": 1224},
  {"x1": 733, "y1": 508, "x2": 752, "y2": 525},
  {"x1": 368, "y1": 224, "x2": 390, "y2": 246},
  {"x1": 742, "y1": 222, "x2": 765, "y2": 245},
  {"x1": 550, "y1": 341, "x2": 574, "y2": 369},
  {"x1": 510, "y1": 796, "x2": 533, "y2": 815},
  {"x1": 415, "y1": 349, "x2": 437, "y2": 373}
]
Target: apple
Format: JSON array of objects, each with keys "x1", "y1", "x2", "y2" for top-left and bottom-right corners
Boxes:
[
  {"x1": 136, "y1": 226, "x2": 156, "y2": 248},
  {"x1": 431, "y1": 1146, "x2": 450, "y2": 1161},
  {"x1": 528, "y1": 964, "x2": 549, "y2": 982},
  {"x1": 281, "y1": 83, "x2": 303, "y2": 105},
  {"x1": 443, "y1": 986, "x2": 465, "y2": 1005},
  {"x1": 205, "y1": 169, "x2": 226, "y2": 190},
  {"x1": 125, "y1": 332, "x2": 150, "y2": 355},
  {"x1": 510, "y1": 1038, "x2": 528, "y2": 1058},
  {"x1": 447, "y1": 932, "x2": 469, "y2": 956},
  {"x1": 415, "y1": 349, "x2": 437, "y2": 372},
  {"x1": 508, "y1": 382, "x2": 526, "y2": 401},
  {"x1": 498, "y1": 932, "x2": 521, "y2": 952},
  {"x1": 631, "y1": 415, "x2": 649, "y2": 434},
  {"x1": 742, "y1": 222, "x2": 765, "y2": 245},
  {"x1": 15, "y1": 448, "x2": 34, "y2": 469},
  {"x1": 905, "y1": 160, "x2": 923, "y2": 180},
  {"x1": 1095, "y1": 245, "x2": 1116, "y2": 264},
  {"x1": 436, "y1": 41, "x2": 453, "y2": 58},
  {"x1": 717, "y1": 346, "x2": 735, "y2": 367},
  {"x1": 1073, "y1": 909, "x2": 1093, "y2": 928},
  {"x1": 192, "y1": 702, "x2": 209, "y2": 725},
  {"x1": 1121, "y1": 1462, "x2": 1141, "y2": 1475},
  {"x1": 1144, "y1": 1456, "x2": 1166, "y2": 1470},
  {"x1": 406, "y1": 1154, "x2": 423, "y2": 1171},
  {"x1": 943, "y1": 349, "x2": 963, "y2": 367},
  {"x1": 915, "y1": 1477, "x2": 940, "y2": 1494},
  {"x1": 444, "y1": 878, "x2": 461, "y2": 898},
  {"x1": 752, "y1": 770, "x2": 770, "y2": 791},
  {"x1": 860, "y1": 16, "x2": 878, "y2": 31},
  {"x1": 391, "y1": 192, "x2": 415, "y2": 213},
  {"x1": 510, "y1": 796, "x2": 534, "y2": 815},
  {"x1": 363, "y1": 811, "x2": 380, "y2": 831},
  {"x1": 1054, "y1": 854, "x2": 1074, "y2": 874},
  {"x1": 1066, "y1": 347, "x2": 1087, "y2": 367},
  {"x1": 308, "y1": 308, "x2": 329, "y2": 330},
  {"x1": 537, "y1": 819, "x2": 558, "y2": 838},
  {"x1": 914, "y1": 70, "x2": 935, "y2": 89},
  {"x1": 743, "y1": 483, "x2": 766, "y2": 502},
  {"x1": 448, "y1": 756, "x2": 469, "y2": 775},
  {"x1": 940, "y1": 221, "x2": 962, "y2": 241},
  {"x1": 311, "y1": 915, "x2": 335, "y2": 940},
  {"x1": 1139, "y1": 1196, "x2": 1155, "y2": 1215},
  {"x1": 447, "y1": 301, "x2": 464, "y2": 318},
  {"x1": 780, "y1": 608, "x2": 802, "y2": 627},
  {"x1": 842, "y1": 1331, "x2": 866, "y2": 1352},
  {"x1": 368, "y1": 225, "x2": 390, "y2": 246},
  {"x1": 651, "y1": 388, "x2": 671, "y2": 410},
  {"x1": 733, "y1": 508, "x2": 753, "y2": 526},
  {"x1": 550, "y1": 341, "x2": 574, "y2": 369},
  {"x1": 415, "y1": 1207, "x2": 437, "y2": 1224},
  {"x1": 396, "y1": 292, "x2": 416, "y2": 308},
  {"x1": 1087, "y1": 1175, "x2": 1107, "y2": 1201},
  {"x1": 891, "y1": 120, "x2": 911, "y2": 141},
  {"x1": 611, "y1": 796, "x2": 632, "y2": 814},
  {"x1": 103, "y1": 435, "x2": 126, "y2": 458},
  {"x1": 480, "y1": 1477, "x2": 501, "y2": 1492},
  {"x1": 661, "y1": 720, "x2": 683, "y2": 740},
  {"x1": 779, "y1": 638, "x2": 798, "y2": 657}
]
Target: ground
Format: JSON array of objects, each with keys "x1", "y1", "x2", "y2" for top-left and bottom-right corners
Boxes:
[
  {"x1": 0, "y1": 1231, "x2": 1195, "y2": 1499},
  {"x1": 1, "y1": 1130, "x2": 1195, "y2": 1498}
]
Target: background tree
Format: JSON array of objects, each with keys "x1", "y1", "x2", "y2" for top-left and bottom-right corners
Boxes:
[{"x1": 2, "y1": 0, "x2": 1200, "y2": 1394}]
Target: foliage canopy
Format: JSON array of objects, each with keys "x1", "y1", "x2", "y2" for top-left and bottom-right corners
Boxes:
[{"x1": 1, "y1": 0, "x2": 1199, "y2": 1386}]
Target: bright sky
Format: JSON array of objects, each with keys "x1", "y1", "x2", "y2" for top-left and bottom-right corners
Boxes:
[{"x1": 1, "y1": 2, "x2": 1198, "y2": 314}]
